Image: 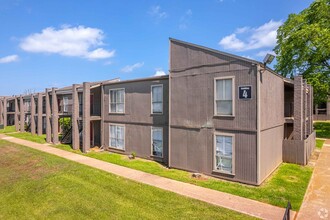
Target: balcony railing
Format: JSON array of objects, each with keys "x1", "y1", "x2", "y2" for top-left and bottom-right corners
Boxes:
[
  {"x1": 59, "y1": 104, "x2": 73, "y2": 114},
  {"x1": 6, "y1": 107, "x2": 15, "y2": 112},
  {"x1": 24, "y1": 106, "x2": 31, "y2": 113}
]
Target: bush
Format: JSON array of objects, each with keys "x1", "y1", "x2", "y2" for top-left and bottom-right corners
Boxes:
[{"x1": 59, "y1": 117, "x2": 71, "y2": 134}]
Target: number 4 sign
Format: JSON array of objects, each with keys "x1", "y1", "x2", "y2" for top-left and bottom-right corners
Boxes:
[{"x1": 238, "y1": 86, "x2": 252, "y2": 100}]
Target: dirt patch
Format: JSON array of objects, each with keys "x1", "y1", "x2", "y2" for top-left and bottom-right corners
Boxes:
[
  {"x1": 307, "y1": 150, "x2": 320, "y2": 167},
  {"x1": 0, "y1": 145, "x2": 20, "y2": 154},
  {"x1": 0, "y1": 145, "x2": 60, "y2": 184}
]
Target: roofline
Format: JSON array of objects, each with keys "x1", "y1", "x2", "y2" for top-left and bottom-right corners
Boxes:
[
  {"x1": 169, "y1": 38, "x2": 261, "y2": 65},
  {"x1": 169, "y1": 38, "x2": 290, "y2": 81},
  {"x1": 102, "y1": 75, "x2": 169, "y2": 86}
]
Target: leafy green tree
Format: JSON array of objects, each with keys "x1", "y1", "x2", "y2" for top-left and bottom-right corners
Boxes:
[{"x1": 274, "y1": 0, "x2": 330, "y2": 105}]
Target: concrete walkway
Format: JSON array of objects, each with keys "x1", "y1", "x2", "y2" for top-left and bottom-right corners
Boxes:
[
  {"x1": 0, "y1": 134, "x2": 292, "y2": 220},
  {"x1": 297, "y1": 139, "x2": 330, "y2": 220}
]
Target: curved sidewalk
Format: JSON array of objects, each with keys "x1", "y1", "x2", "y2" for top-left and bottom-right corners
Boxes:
[
  {"x1": 297, "y1": 140, "x2": 330, "y2": 220},
  {"x1": 0, "y1": 134, "x2": 291, "y2": 220}
]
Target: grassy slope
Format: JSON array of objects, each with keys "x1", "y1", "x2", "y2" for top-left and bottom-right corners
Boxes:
[
  {"x1": 316, "y1": 139, "x2": 325, "y2": 149},
  {"x1": 0, "y1": 126, "x2": 15, "y2": 134},
  {"x1": 4, "y1": 128, "x2": 313, "y2": 210},
  {"x1": 0, "y1": 140, "x2": 255, "y2": 220}
]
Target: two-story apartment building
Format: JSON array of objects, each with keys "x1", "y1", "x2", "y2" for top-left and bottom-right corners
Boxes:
[{"x1": 0, "y1": 38, "x2": 315, "y2": 185}]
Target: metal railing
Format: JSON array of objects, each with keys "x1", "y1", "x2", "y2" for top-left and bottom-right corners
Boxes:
[
  {"x1": 59, "y1": 104, "x2": 73, "y2": 114},
  {"x1": 6, "y1": 107, "x2": 15, "y2": 112},
  {"x1": 283, "y1": 201, "x2": 292, "y2": 220}
]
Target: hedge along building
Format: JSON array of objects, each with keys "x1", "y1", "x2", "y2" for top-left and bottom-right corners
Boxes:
[{"x1": 0, "y1": 38, "x2": 315, "y2": 185}]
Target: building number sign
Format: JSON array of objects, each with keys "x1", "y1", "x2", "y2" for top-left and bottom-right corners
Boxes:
[{"x1": 238, "y1": 86, "x2": 252, "y2": 100}]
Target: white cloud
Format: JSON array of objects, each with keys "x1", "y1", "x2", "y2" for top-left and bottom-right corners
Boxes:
[
  {"x1": 0, "y1": 54, "x2": 19, "y2": 63},
  {"x1": 219, "y1": 20, "x2": 282, "y2": 51},
  {"x1": 20, "y1": 25, "x2": 115, "y2": 60},
  {"x1": 85, "y1": 48, "x2": 115, "y2": 60},
  {"x1": 149, "y1": 5, "x2": 167, "y2": 22},
  {"x1": 234, "y1": 26, "x2": 250, "y2": 34},
  {"x1": 256, "y1": 50, "x2": 276, "y2": 57},
  {"x1": 121, "y1": 62, "x2": 144, "y2": 73},
  {"x1": 154, "y1": 69, "x2": 166, "y2": 76},
  {"x1": 241, "y1": 55, "x2": 254, "y2": 60},
  {"x1": 179, "y1": 9, "x2": 192, "y2": 30}
]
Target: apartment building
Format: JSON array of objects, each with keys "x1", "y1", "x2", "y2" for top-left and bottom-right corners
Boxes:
[
  {"x1": 314, "y1": 97, "x2": 330, "y2": 120},
  {"x1": 0, "y1": 39, "x2": 315, "y2": 185}
]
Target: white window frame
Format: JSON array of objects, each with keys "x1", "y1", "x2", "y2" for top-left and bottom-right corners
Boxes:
[
  {"x1": 214, "y1": 76, "x2": 235, "y2": 117},
  {"x1": 151, "y1": 84, "x2": 163, "y2": 114},
  {"x1": 109, "y1": 124, "x2": 125, "y2": 150},
  {"x1": 151, "y1": 127, "x2": 163, "y2": 158},
  {"x1": 213, "y1": 132, "x2": 235, "y2": 175},
  {"x1": 109, "y1": 88, "x2": 125, "y2": 114}
]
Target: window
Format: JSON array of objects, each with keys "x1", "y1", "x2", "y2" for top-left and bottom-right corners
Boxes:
[
  {"x1": 151, "y1": 127, "x2": 163, "y2": 157},
  {"x1": 109, "y1": 124, "x2": 125, "y2": 150},
  {"x1": 215, "y1": 77, "x2": 234, "y2": 116},
  {"x1": 63, "y1": 97, "x2": 69, "y2": 112},
  {"x1": 109, "y1": 89, "x2": 125, "y2": 113},
  {"x1": 214, "y1": 134, "x2": 234, "y2": 174},
  {"x1": 151, "y1": 85, "x2": 163, "y2": 114}
]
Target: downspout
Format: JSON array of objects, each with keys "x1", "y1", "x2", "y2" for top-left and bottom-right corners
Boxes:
[{"x1": 256, "y1": 64, "x2": 261, "y2": 185}]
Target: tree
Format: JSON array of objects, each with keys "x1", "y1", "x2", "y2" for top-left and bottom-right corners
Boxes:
[{"x1": 274, "y1": 0, "x2": 330, "y2": 105}]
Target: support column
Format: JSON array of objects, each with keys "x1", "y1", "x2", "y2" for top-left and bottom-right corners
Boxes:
[
  {"x1": 100, "y1": 84, "x2": 104, "y2": 147},
  {"x1": 0, "y1": 98, "x2": 3, "y2": 125},
  {"x1": 31, "y1": 94, "x2": 36, "y2": 135},
  {"x1": 327, "y1": 97, "x2": 330, "y2": 117},
  {"x1": 72, "y1": 84, "x2": 79, "y2": 150},
  {"x1": 310, "y1": 86, "x2": 314, "y2": 131},
  {"x1": 14, "y1": 97, "x2": 19, "y2": 131},
  {"x1": 52, "y1": 88, "x2": 59, "y2": 144},
  {"x1": 37, "y1": 93, "x2": 43, "y2": 135},
  {"x1": 304, "y1": 81, "x2": 308, "y2": 139},
  {"x1": 3, "y1": 97, "x2": 7, "y2": 127},
  {"x1": 45, "y1": 89, "x2": 51, "y2": 143},
  {"x1": 20, "y1": 96, "x2": 24, "y2": 132},
  {"x1": 306, "y1": 85, "x2": 312, "y2": 135},
  {"x1": 293, "y1": 76, "x2": 303, "y2": 140},
  {"x1": 82, "y1": 82, "x2": 90, "y2": 153}
]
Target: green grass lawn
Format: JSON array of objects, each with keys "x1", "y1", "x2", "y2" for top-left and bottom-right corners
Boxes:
[
  {"x1": 316, "y1": 139, "x2": 325, "y2": 149},
  {"x1": 314, "y1": 121, "x2": 330, "y2": 139},
  {"x1": 8, "y1": 132, "x2": 47, "y2": 144},
  {"x1": 0, "y1": 125, "x2": 15, "y2": 134},
  {"x1": 1, "y1": 129, "x2": 313, "y2": 211},
  {"x1": 0, "y1": 140, "x2": 255, "y2": 220}
]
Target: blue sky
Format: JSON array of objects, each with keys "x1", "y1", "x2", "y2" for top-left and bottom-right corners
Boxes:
[{"x1": 0, "y1": 0, "x2": 314, "y2": 95}]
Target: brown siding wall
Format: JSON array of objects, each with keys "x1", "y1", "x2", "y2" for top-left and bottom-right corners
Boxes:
[
  {"x1": 104, "y1": 123, "x2": 169, "y2": 164},
  {"x1": 170, "y1": 40, "x2": 258, "y2": 184},
  {"x1": 103, "y1": 78, "x2": 169, "y2": 164},
  {"x1": 259, "y1": 70, "x2": 284, "y2": 182},
  {"x1": 283, "y1": 131, "x2": 316, "y2": 165}
]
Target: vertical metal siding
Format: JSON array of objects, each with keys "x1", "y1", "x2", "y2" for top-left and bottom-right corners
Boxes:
[
  {"x1": 170, "y1": 41, "x2": 258, "y2": 184},
  {"x1": 259, "y1": 70, "x2": 285, "y2": 182},
  {"x1": 103, "y1": 79, "x2": 169, "y2": 164}
]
